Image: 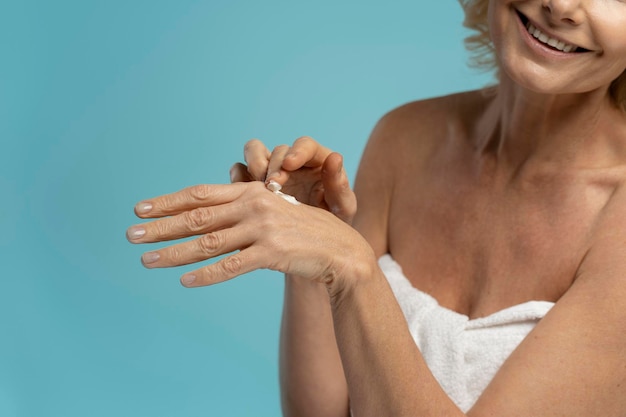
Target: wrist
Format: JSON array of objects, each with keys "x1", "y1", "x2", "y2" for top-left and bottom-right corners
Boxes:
[{"x1": 325, "y1": 252, "x2": 380, "y2": 308}]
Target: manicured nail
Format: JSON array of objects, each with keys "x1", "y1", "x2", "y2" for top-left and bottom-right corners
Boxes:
[
  {"x1": 267, "y1": 180, "x2": 281, "y2": 192},
  {"x1": 135, "y1": 202, "x2": 153, "y2": 214},
  {"x1": 127, "y1": 227, "x2": 146, "y2": 240},
  {"x1": 142, "y1": 252, "x2": 160, "y2": 265},
  {"x1": 181, "y1": 274, "x2": 196, "y2": 286}
]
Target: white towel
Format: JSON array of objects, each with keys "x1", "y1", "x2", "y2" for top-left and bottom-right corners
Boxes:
[{"x1": 379, "y1": 254, "x2": 554, "y2": 412}]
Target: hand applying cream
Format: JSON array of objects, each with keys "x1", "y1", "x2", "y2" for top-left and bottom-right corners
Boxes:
[{"x1": 267, "y1": 180, "x2": 300, "y2": 205}]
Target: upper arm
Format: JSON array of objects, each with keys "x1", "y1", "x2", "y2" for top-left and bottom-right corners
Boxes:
[
  {"x1": 469, "y1": 192, "x2": 626, "y2": 417},
  {"x1": 352, "y1": 98, "x2": 456, "y2": 258},
  {"x1": 352, "y1": 109, "x2": 401, "y2": 257}
]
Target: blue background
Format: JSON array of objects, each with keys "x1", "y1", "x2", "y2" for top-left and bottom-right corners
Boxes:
[{"x1": 2, "y1": 1, "x2": 492, "y2": 416}]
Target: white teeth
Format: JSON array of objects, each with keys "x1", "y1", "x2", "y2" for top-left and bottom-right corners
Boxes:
[{"x1": 526, "y1": 22, "x2": 578, "y2": 53}]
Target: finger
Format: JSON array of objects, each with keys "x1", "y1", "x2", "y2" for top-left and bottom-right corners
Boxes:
[
  {"x1": 321, "y1": 153, "x2": 357, "y2": 223},
  {"x1": 133, "y1": 182, "x2": 250, "y2": 219},
  {"x1": 229, "y1": 163, "x2": 254, "y2": 183},
  {"x1": 243, "y1": 139, "x2": 271, "y2": 181},
  {"x1": 265, "y1": 144, "x2": 290, "y2": 184},
  {"x1": 180, "y1": 247, "x2": 267, "y2": 287},
  {"x1": 127, "y1": 203, "x2": 243, "y2": 244},
  {"x1": 307, "y1": 179, "x2": 328, "y2": 210},
  {"x1": 139, "y1": 226, "x2": 253, "y2": 269},
  {"x1": 282, "y1": 136, "x2": 332, "y2": 171}
]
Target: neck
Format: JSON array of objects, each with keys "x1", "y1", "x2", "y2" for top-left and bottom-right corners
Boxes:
[{"x1": 477, "y1": 74, "x2": 626, "y2": 176}]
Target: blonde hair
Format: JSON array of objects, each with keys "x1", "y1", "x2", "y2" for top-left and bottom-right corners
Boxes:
[{"x1": 458, "y1": 0, "x2": 626, "y2": 110}]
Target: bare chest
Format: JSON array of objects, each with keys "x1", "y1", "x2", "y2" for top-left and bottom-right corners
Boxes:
[{"x1": 387, "y1": 165, "x2": 616, "y2": 319}]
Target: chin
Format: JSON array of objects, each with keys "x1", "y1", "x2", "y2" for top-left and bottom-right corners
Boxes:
[
  {"x1": 497, "y1": 55, "x2": 596, "y2": 96},
  {"x1": 504, "y1": 70, "x2": 564, "y2": 94},
  {"x1": 504, "y1": 69, "x2": 617, "y2": 100}
]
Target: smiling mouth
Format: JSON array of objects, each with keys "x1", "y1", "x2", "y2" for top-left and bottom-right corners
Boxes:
[{"x1": 516, "y1": 11, "x2": 590, "y2": 53}]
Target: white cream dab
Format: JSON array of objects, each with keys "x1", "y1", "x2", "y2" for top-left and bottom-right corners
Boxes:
[{"x1": 267, "y1": 180, "x2": 300, "y2": 205}]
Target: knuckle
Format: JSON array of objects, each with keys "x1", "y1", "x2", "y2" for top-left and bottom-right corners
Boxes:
[
  {"x1": 246, "y1": 180, "x2": 267, "y2": 194},
  {"x1": 266, "y1": 235, "x2": 286, "y2": 257},
  {"x1": 221, "y1": 255, "x2": 243, "y2": 275},
  {"x1": 188, "y1": 184, "x2": 211, "y2": 201},
  {"x1": 294, "y1": 136, "x2": 314, "y2": 146},
  {"x1": 185, "y1": 208, "x2": 213, "y2": 231},
  {"x1": 272, "y1": 144, "x2": 289, "y2": 154},
  {"x1": 250, "y1": 193, "x2": 274, "y2": 213},
  {"x1": 244, "y1": 138, "x2": 262, "y2": 152},
  {"x1": 197, "y1": 233, "x2": 222, "y2": 255},
  {"x1": 245, "y1": 139, "x2": 270, "y2": 162}
]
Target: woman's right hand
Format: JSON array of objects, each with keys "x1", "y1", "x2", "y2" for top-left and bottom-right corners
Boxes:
[{"x1": 229, "y1": 136, "x2": 357, "y2": 224}]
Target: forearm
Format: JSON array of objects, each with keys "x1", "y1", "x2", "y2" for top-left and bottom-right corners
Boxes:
[
  {"x1": 330, "y1": 267, "x2": 465, "y2": 417},
  {"x1": 280, "y1": 274, "x2": 350, "y2": 417}
]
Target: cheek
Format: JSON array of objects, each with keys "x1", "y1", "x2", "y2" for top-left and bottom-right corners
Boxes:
[
  {"x1": 598, "y1": 29, "x2": 626, "y2": 77},
  {"x1": 610, "y1": 42, "x2": 626, "y2": 70},
  {"x1": 592, "y1": 10, "x2": 626, "y2": 63}
]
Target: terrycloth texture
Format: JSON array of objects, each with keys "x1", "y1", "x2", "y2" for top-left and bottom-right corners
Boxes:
[{"x1": 379, "y1": 254, "x2": 554, "y2": 412}]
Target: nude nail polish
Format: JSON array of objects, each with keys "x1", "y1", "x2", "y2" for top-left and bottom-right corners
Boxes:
[
  {"x1": 127, "y1": 227, "x2": 146, "y2": 240},
  {"x1": 181, "y1": 274, "x2": 196, "y2": 286},
  {"x1": 142, "y1": 252, "x2": 160, "y2": 265},
  {"x1": 135, "y1": 202, "x2": 153, "y2": 214}
]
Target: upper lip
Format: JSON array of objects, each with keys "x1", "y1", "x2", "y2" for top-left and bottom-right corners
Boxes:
[{"x1": 516, "y1": 10, "x2": 591, "y2": 52}]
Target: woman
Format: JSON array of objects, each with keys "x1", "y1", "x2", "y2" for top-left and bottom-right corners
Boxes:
[{"x1": 127, "y1": 0, "x2": 626, "y2": 415}]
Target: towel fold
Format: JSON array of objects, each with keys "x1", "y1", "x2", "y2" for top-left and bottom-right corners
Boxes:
[{"x1": 379, "y1": 254, "x2": 554, "y2": 412}]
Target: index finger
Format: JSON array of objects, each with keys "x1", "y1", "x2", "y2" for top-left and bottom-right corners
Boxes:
[
  {"x1": 243, "y1": 139, "x2": 271, "y2": 181},
  {"x1": 282, "y1": 136, "x2": 333, "y2": 171},
  {"x1": 134, "y1": 182, "x2": 249, "y2": 219}
]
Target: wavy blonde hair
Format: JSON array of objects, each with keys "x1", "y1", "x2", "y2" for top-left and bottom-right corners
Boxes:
[{"x1": 458, "y1": 0, "x2": 626, "y2": 111}]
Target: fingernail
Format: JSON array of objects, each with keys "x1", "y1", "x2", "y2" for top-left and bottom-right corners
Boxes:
[
  {"x1": 142, "y1": 252, "x2": 160, "y2": 265},
  {"x1": 127, "y1": 227, "x2": 146, "y2": 240},
  {"x1": 181, "y1": 274, "x2": 196, "y2": 286},
  {"x1": 229, "y1": 167, "x2": 236, "y2": 183},
  {"x1": 136, "y1": 202, "x2": 152, "y2": 214},
  {"x1": 267, "y1": 180, "x2": 281, "y2": 192},
  {"x1": 285, "y1": 151, "x2": 297, "y2": 159}
]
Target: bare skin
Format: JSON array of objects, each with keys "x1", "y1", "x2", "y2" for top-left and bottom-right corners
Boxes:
[
  {"x1": 127, "y1": 0, "x2": 626, "y2": 415},
  {"x1": 230, "y1": 137, "x2": 356, "y2": 416}
]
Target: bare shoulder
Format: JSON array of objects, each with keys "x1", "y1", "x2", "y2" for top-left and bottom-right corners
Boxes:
[
  {"x1": 352, "y1": 88, "x2": 492, "y2": 255},
  {"x1": 578, "y1": 181, "x2": 626, "y2": 286},
  {"x1": 371, "y1": 89, "x2": 490, "y2": 149}
]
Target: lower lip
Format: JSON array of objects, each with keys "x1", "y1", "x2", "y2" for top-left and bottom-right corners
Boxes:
[{"x1": 515, "y1": 11, "x2": 580, "y2": 61}]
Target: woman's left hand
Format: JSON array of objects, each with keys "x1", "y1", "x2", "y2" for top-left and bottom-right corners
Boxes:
[{"x1": 126, "y1": 181, "x2": 375, "y2": 290}]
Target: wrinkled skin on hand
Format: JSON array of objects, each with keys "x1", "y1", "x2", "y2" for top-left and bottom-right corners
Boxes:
[
  {"x1": 229, "y1": 136, "x2": 357, "y2": 224},
  {"x1": 126, "y1": 181, "x2": 375, "y2": 291}
]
